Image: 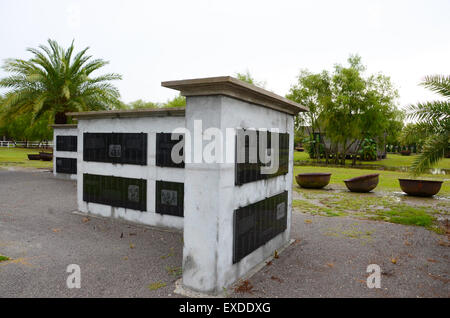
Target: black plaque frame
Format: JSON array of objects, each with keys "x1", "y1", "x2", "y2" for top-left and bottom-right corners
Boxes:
[
  {"x1": 83, "y1": 133, "x2": 147, "y2": 165},
  {"x1": 233, "y1": 191, "x2": 288, "y2": 263},
  {"x1": 235, "y1": 129, "x2": 289, "y2": 185},
  {"x1": 156, "y1": 133, "x2": 184, "y2": 168},
  {"x1": 56, "y1": 135, "x2": 77, "y2": 152},
  {"x1": 83, "y1": 174, "x2": 147, "y2": 211},
  {"x1": 55, "y1": 157, "x2": 77, "y2": 174},
  {"x1": 155, "y1": 180, "x2": 184, "y2": 217}
]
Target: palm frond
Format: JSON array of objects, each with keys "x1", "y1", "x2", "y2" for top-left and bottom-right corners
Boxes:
[
  {"x1": 410, "y1": 133, "x2": 449, "y2": 176},
  {"x1": 422, "y1": 75, "x2": 450, "y2": 99},
  {"x1": 406, "y1": 100, "x2": 449, "y2": 125}
]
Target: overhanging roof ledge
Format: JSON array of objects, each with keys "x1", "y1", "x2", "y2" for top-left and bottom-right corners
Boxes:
[{"x1": 161, "y1": 76, "x2": 308, "y2": 115}]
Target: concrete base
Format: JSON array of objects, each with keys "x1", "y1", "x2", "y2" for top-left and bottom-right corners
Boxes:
[
  {"x1": 53, "y1": 173, "x2": 77, "y2": 180},
  {"x1": 71, "y1": 210, "x2": 182, "y2": 234},
  {"x1": 174, "y1": 239, "x2": 294, "y2": 297}
]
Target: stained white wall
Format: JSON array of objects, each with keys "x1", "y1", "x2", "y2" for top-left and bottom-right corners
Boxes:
[
  {"x1": 182, "y1": 95, "x2": 294, "y2": 294},
  {"x1": 77, "y1": 116, "x2": 186, "y2": 230},
  {"x1": 53, "y1": 127, "x2": 78, "y2": 180}
]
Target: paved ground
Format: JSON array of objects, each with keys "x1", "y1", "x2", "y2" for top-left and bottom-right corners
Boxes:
[{"x1": 0, "y1": 169, "x2": 448, "y2": 297}]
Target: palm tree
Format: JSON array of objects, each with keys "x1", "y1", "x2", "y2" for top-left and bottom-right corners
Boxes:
[
  {"x1": 0, "y1": 39, "x2": 122, "y2": 124},
  {"x1": 407, "y1": 75, "x2": 450, "y2": 176}
]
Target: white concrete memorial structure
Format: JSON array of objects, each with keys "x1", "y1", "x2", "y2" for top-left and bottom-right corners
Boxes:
[
  {"x1": 67, "y1": 76, "x2": 306, "y2": 295},
  {"x1": 162, "y1": 77, "x2": 306, "y2": 294},
  {"x1": 69, "y1": 107, "x2": 186, "y2": 230}
]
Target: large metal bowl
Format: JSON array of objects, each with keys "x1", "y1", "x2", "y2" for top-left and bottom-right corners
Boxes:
[
  {"x1": 39, "y1": 152, "x2": 53, "y2": 161},
  {"x1": 295, "y1": 173, "x2": 331, "y2": 189},
  {"x1": 344, "y1": 174, "x2": 379, "y2": 193},
  {"x1": 398, "y1": 179, "x2": 443, "y2": 197},
  {"x1": 27, "y1": 154, "x2": 41, "y2": 160}
]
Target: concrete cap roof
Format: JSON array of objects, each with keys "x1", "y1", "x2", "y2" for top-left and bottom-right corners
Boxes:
[
  {"x1": 50, "y1": 124, "x2": 78, "y2": 129},
  {"x1": 67, "y1": 107, "x2": 186, "y2": 119},
  {"x1": 161, "y1": 76, "x2": 308, "y2": 115}
]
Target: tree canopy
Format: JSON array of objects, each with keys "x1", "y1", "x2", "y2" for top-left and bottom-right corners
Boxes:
[
  {"x1": 125, "y1": 94, "x2": 186, "y2": 110},
  {"x1": 0, "y1": 39, "x2": 122, "y2": 124},
  {"x1": 286, "y1": 69, "x2": 331, "y2": 159},
  {"x1": 287, "y1": 55, "x2": 401, "y2": 163},
  {"x1": 0, "y1": 94, "x2": 52, "y2": 142},
  {"x1": 235, "y1": 71, "x2": 266, "y2": 88}
]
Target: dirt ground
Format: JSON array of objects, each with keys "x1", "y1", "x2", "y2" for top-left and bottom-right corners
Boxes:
[{"x1": 0, "y1": 169, "x2": 449, "y2": 297}]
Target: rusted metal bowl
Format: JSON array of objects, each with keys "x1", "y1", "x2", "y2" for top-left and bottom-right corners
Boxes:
[
  {"x1": 344, "y1": 174, "x2": 379, "y2": 193},
  {"x1": 27, "y1": 154, "x2": 41, "y2": 160},
  {"x1": 39, "y1": 152, "x2": 53, "y2": 161},
  {"x1": 398, "y1": 179, "x2": 443, "y2": 197},
  {"x1": 400, "y1": 150, "x2": 411, "y2": 156},
  {"x1": 296, "y1": 173, "x2": 331, "y2": 189}
]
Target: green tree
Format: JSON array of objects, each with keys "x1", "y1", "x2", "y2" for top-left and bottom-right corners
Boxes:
[
  {"x1": 407, "y1": 75, "x2": 450, "y2": 176},
  {"x1": 288, "y1": 55, "x2": 399, "y2": 165},
  {"x1": 127, "y1": 99, "x2": 160, "y2": 109},
  {"x1": 0, "y1": 94, "x2": 5, "y2": 138},
  {"x1": 385, "y1": 109, "x2": 404, "y2": 148},
  {"x1": 323, "y1": 55, "x2": 399, "y2": 164},
  {"x1": 0, "y1": 108, "x2": 52, "y2": 145},
  {"x1": 235, "y1": 71, "x2": 266, "y2": 88},
  {"x1": 124, "y1": 95, "x2": 186, "y2": 110},
  {"x1": 286, "y1": 70, "x2": 331, "y2": 161},
  {"x1": 164, "y1": 94, "x2": 186, "y2": 107},
  {"x1": 398, "y1": 122, "x2": 428, "y2": 151},
  {"x1": 0, "y1": 39, "x2": 122, "y2": 124}
]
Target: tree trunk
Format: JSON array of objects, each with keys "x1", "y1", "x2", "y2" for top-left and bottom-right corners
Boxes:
[
  {"x1": 323, "y1": 142, "x2": 329, "y2": 165},
  {"x1": 334, "y1": 144, "x2": 339, "y2": 165},
  {"x1": 54, "y1": 112, "x2": 67, "y2": 124},
  {"x1": 341, "y1": 142, "x2": 346, "y2": 165},
  {"x1": 352, "y1": 139, "x2": 362, "y2": 166},
  {"x1": 315, "y1": 136, "x2": 320, "y2": 162}
]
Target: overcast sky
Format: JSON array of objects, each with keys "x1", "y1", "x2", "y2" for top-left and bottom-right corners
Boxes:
[{"x1": 0, "y1": 0, "x2": 449, "y2": 108}]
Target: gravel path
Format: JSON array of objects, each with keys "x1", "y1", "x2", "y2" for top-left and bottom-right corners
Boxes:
[
  {"x1": 0, "y1": 169, "x2": 183, "y2": 297},
  {"x1": 0, "y1": 169, "x2": 448, "y2": 297},
  {"x1": 233, "y1": 210, "x2": 449, "y2": 297}
]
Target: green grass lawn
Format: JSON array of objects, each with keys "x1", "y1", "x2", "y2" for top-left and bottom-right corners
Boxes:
[
  {"x1": 292, "y1": 188, "x2": 448, "y2": 233},
  {"x1": 294, "y1": 151, "x2": 450, "y2": 170},
  {"x1": 293, "y1": 165, "x2": 449, "y2": 196},
  {"x1": 293, "y1": 165, "x2": 449, "y2": 233},
  {"x1": 0, "y1": 147, "x2": 53, "y2": 169}
]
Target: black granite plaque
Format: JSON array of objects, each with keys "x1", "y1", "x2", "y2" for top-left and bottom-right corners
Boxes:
[
  {"x1": 83, "y1": 133, "x2": 147, "y2": 165},
  {"x1": 83, "y1": 174, "x2": 147, "y2": 211},
  {"x1": 235, "y1": 129, "x2": 289, "y2": 185},
  {"x1": 156, "y1": 133, "x2": 184, "y2": 168},
  {"x1": 56, "y1": 135, "x2": 77, "y2": 152},
  {"x1": 233, "y1": 191, "x2": 288, "y2": 263},
  {"x1": 55, "y1": 157, "x2": 77, "y2": 174},
  {"x1": 156, "y1": 180, "x2": 184, "y2": 217}
]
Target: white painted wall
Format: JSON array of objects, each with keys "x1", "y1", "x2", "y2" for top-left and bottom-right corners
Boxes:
[
  {"x1": 182, "y1": 95, "x2": 294, "y2": 294},
  {"x1": 76, "y1": 116, "x2": 185, "y2": 230},
  {"x1": 53, "y1": 127, "x2": 78, "y2": 180}
]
